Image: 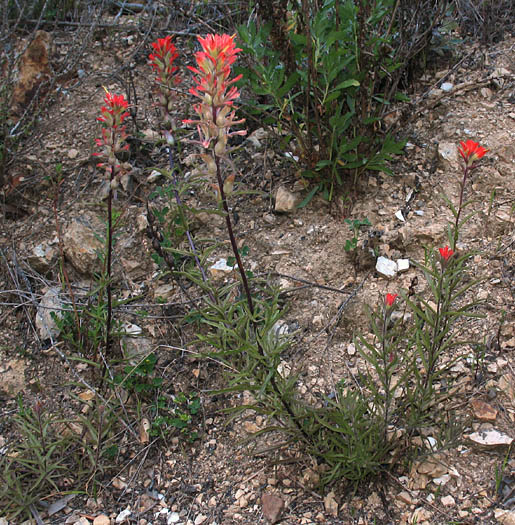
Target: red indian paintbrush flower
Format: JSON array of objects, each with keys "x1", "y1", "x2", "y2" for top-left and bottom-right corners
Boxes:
[
  {"x1": 97, "y1": 90, "x2": 129, "y2": 128},
  {"x1": 184, "y1": 33, "x2": 246, "y2": 163},
  {"x1": 458, "y1": 139, "x2": 488, "y2": 167},
  {"x1": 439, "y1": 246, "x2": 454, "y2": 261},
  {"x1": 385, "y1": 293, "x2": 398, "y2": 307},
  {"x1": 149, "y1": 36, "x2": 180, "y2": 81},
  {"x1": 149, "y1": 36, "x2": 181, "y2": 140},
  {"x1": 94, "y1": 89, "x2": 129, "y2": 176}
]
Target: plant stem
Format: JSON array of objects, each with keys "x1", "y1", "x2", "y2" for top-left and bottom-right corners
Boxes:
[
  {"x1": 167, "y1": 145, "x2": 212, "y2": 294},
  {"x1": 453, "y1": 164, "x2": 469, "y2": 249},
  {"x1": 105, "y1": 171, "x2": 113, "y2": 356},
  {"x1": 213, "y1": 152, "x2": 310, "y2": 442}
]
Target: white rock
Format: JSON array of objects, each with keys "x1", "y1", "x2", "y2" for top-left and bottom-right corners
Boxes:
[
  {"x1": 468, "y1": 429, "x2": 513, "y2": 447},
  {"x1": 36, "y1": 287, "x2": 63, "y2": 340},
  {"x1": 115, "y1": 507, "x2": 131, "y2": 523},
  {"x1": 194, "y1": 514, "x2": 207, "y2": 525},
  {"x1": 440, "y1": 82, "x2": 453, "y2": 92},
  {"x1": 28, "y1": 242, "x2": 56, "y2": 273},
  {"x1": 147, "y1": 170, "x2": 162, "y2": 183},
  {"x1": 376, "y1": 256, "x2": 397, "y2": 278},
  {"x1": 395, "y1": 210, "x2": 405, "y2": 222},
  {"x1": 396, "y1": 259, "x2": 410, "y2": 272},
  {"x1": 495, "y1": 509, "x2": 515, "y2": 525},
  {"x1": 168, "y1": 512, "x2": 180, "y2": 524},
  {"x1": 209, "y1": 258, "x2": 237, "y2": 279}
]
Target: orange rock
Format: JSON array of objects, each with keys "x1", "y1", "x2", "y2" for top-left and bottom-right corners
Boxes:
[
  {"x1": 11, "y1": 30, "x2": 52, "y2": 117},
  {"x1": 470, "y1": 399, "x2": 498, "y2": 421}
]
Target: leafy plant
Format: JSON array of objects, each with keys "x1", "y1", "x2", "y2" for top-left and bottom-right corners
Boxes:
[
  {"x1": 150, "y1": 392, "x2": 201, "y2": 442},
  {"x1": 344, "y1": 217, "x2": 371, "y2": 252},
  {"x1": 237, "y1": 0, "x2": 407, "y2": 203}
]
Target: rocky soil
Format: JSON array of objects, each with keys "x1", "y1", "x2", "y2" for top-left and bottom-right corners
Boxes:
[{"x1": 0, "y1": 13, "x2": 514, "y2": 525}]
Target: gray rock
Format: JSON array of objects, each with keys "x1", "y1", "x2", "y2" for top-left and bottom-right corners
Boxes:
[
  {"x1": 28, "y1": 242, "x2": 56, "y2": 273},
  {"x1": 437, "y1": 142, "x2": 459, "y2": 170},
  {"x1": 36, "y1": 287, "x2": 63, "y2": 340}
]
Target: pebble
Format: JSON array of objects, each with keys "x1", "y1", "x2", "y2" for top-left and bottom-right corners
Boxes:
[
  {"x1": 441, "y1": 495, "x2": 455, "y2": 506},
  {"x1": 93, "y1": 516, "x2": 110, "y2": 525},
  {"x1": 194, "y1": 514, "x2": 207, "y2": 525}
]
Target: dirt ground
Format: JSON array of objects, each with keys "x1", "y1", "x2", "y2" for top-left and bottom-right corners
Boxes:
[{"x1": 0, "y1": 12, "x2": 514, "y2": 525}]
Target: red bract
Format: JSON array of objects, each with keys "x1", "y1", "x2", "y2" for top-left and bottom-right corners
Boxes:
[
  {"x1": 95, "y1": 89, "x2": 129, "y2": 172},
  {"x1": 459, "y1": 139, "x2": 488, "y2": 166},
  {"x1": 184, "y1": 33, "x2": 246, "y2": 159},
  {"x1": 439, "y1": 246, "x2": 454, "y2": 261},
  {"x1": 149, "y1": 35, "x2": 180, "y2": 84},
  {"x1": 97, "y1": 90, "x2": 129, "y2": 128},
  {"x1": 385, "y1": 293, "x2": 398, "y2": 307}
]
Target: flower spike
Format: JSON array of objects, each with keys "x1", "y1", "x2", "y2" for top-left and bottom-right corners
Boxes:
[{"x1": 458, "y1": 139, "x2": 488, "y2": 167}]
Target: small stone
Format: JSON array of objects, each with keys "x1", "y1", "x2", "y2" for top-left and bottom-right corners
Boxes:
[
  {"x1": 441, "y1": 495, "x2": 455, "y2": 506},
  {"x1": 376, "y1": 256, "x2": 397, "y2": 278},
  {"x1": 36, "y1": 287, "x2": 63, "y2": 340},
  {"x1": 147, "y1": 170, "x2": 162, "y2": 183},
  {"x1": 74, "y1": 518, "x2": 91, "y2": 525},
  {"x1": 468, "y1": 429, "x2": 513, "y2": 448},
  {"x1": 274, "y1": 186, "x2": 298, "y2": 213},
  {"x1": 194, "y1": 514, "x2": 207, "y2": 525},
  {"x1": 68, "y1": 148, "x2": 79, "y2": 159},
  {"x1": 115, "y1": 507, "x2": 131, "y2": 523},
  {"x1": 168, "y1": 512, "x2": 180, "y2": 523},
  {"x1": 396, "y1": 258, "x2": 410, "y2": 272},
  {"x1": 324, "y1": 490, "x2": 338, "y2": 517},
  {"x1": 440, "y1": 82, "x2": 453, "y2": 92},
  {"x1": 136, "y1": 214, "x2": 148, "y2": 232},
  {"x1": 261, "y1": 493, "x2": 285, "y2": 524},
  {"x1": 395, "y1": 210, "x2": 405, "y2": 222},
  {"x1": 28, "y1": 242, "x2": 56, "y2": 273},
  {"x1": 495, "y1": 509, "x2": 515, "y2": 525},
  {"x1": 470, "y1": 399, "x2": 498, "y2": 421},
  {"x1": 93, "y1": 516, "x2": 110, "y2": 525},
  {"x1": 396, "y1": 491, "x2": 412, "y2": 505},
  {"x1": 411, "y1": 508, "x2": 432, "y2": 522},
  {"x1": 63, "y1": 215, "x2": 104, "y2": 275},
  {"x1": 209, "y1": 258, "x2": 237, "y2": 279},
  {"x1": 438, "y1": 142, "x2": 459, "y2": 169}
]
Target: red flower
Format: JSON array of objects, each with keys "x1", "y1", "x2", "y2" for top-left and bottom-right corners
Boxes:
[
  {"x1": 439, "y1": 246, "x2": 454, "y2": 261},
  {"x1": 459, "y1": 139, "x2": 488, "y2": 167},
  {"x1": 97, "y1": 90, "x2": 129, "y2": 128},
  {"x1": 184, "y1": 33, "x2": 246, "y2": 156},
  {"x1": 385, "y1": 293, "x2": 398, "y2": 307},
  {"x1": 187, "y1": 33, "x2": 243, "y2": 107},
  {"x1": 149, "y1": 35, "x2": 180, "y2": 83}
]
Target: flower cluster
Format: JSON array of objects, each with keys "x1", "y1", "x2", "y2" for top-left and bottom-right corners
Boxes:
[
  {"x1": 439, "y1": 246, "x2": 454, "y2": 262},
  {"x1": 459, "y1": 139, "x2": 488, "y2": 167},
  {"x1": 184, "y1": 33, "x2": 246, "y2": 172},
  {"x1": 149, "y1": 36, "x2": 181, "y2": 138},
  {"x1": 94, "y1": 90, "x2": 130, "y2": 180},
  {"x1": 385, "y1": 293, "x2": 398, "y2": 307}
]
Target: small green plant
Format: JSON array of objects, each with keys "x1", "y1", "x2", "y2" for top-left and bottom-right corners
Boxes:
[
  {"x1": 344, "y1": 217, "x2": 371, "y2": 252},
  {"x1": 113, "y1": 353, "x2": 163, "y2": 395},
  {"x1": 150, "y1": 392, "x2": 201, "y2": 442},
  {"x1": 0, "y1": 397, "x2": 116, "y2": 519}
]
